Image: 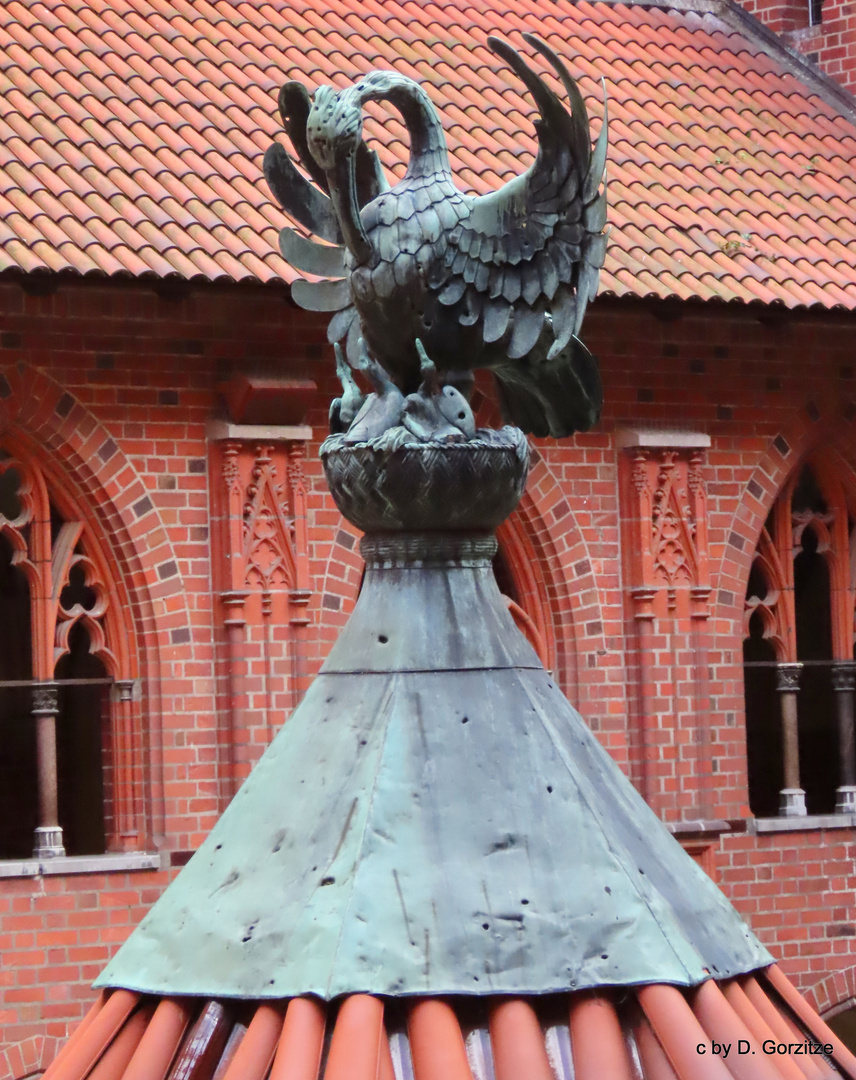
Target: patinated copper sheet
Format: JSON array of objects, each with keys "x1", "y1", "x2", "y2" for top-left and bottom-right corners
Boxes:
[{"x1": 97, "y1": 558, "x2": 769, "y2": 999}]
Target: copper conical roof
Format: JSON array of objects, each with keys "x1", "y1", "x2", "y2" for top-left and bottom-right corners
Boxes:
[{"x1": 94, "y1": 529, "x2": 769, "y2": 1000}]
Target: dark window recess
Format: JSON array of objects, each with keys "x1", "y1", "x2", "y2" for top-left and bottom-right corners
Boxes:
[
  {"x1": 743, "y1": 616, "x2": 781, "y2": 819},
  {"x1": 492, "y1": 546, "x2": 520, "y2": 606},
  {"x1": 743, "y1": 461, "x2": 846, "y2": 819},
  {"x1": 0, "y1": 533, "x2": 36, "y2": 857},
  {"x1": 794, "y1": 527, "x2": 836, "y2": 814},
  {"x1": 55, "y1": 624, "x2": 108, "y2": 856},
  {"x1": 809, "y1": 0, "x2": 822, "y2": 27},
  {"x1": 0, "y1": 514, "x2": 111, "y2": 859}
]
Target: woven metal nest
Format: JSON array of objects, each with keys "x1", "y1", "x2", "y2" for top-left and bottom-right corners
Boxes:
[{"x1": 320, "y1": 427, "x2": 529, "y2": 532}]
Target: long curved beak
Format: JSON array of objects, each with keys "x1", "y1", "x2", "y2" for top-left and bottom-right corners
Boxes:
[{"x1": 329, "y1": 153, "x2": 372, "y2": 266}]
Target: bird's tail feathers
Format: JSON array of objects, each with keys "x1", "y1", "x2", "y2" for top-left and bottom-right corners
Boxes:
[{"x1": 493, "y1": 336, "x2": 602, "y2": 438}]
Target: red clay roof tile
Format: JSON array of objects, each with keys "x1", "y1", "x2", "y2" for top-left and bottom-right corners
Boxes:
[{"x1": 0, "y1": 0, "x2": 856, "y2": 302}]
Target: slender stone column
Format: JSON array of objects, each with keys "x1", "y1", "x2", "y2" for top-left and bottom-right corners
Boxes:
[
  {"x1": 32, "y1": 682, "x2": 65, "y2": 858},
  {"x1": 113, "y1": 679, "x2": 139, "y2": 848},
  {"x1": 776, "y1": 662, "x2": 806, "y2": 817},
  {"x1": 833, "y1": 660, "x2": 856, "y2": 813}
]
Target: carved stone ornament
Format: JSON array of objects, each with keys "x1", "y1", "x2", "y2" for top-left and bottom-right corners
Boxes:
[
  {"x1": 832, "y1": 661, "x2": 856, "y2": 693},
  {"x1": 623, "y1": 443, "x2": 710, "y2": 611},
  {"x1": 31, "y1": 683, "x2": 59, "y2": 715},
  {"x1": 242, "y1": 447, "x2": 298, "y2": 593},
  {"x1": 776, "y1": 662, "x2": 803, "y2": 693},
  {"x1": 265, "y1": 34, "x2": 608, "y2": 441}
]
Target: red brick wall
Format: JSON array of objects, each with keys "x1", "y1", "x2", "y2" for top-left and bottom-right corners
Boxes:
[
  {"x1": 739, "y1": 0, "x2": 856, "y2": 92},
  {"x1": 2, "y1": 278, "x2": 856, "y2": 1063}
]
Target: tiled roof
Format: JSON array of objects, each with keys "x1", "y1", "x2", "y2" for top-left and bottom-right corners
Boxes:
[
  {"x1": 40, "y1": 967, "x2": 856, "y2": 1080},
  {"x1": 2, "y1": 0, "x2": 856, "y2": 310}
]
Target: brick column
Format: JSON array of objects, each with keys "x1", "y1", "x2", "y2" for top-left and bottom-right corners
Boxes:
[{"x1": 776, "y1": 661, "x2": 806, "y2": 817}]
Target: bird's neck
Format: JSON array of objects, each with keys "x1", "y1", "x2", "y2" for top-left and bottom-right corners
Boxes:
[{"x1": 358, "y1": 76, "x2": 452, "y2": 183}]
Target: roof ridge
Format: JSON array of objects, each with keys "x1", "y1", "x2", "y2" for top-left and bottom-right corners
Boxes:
[
  {"x1": 715, "y1": 0, "x2": 856, "y2": 125},
  {"x1": 578, "y1": 0, "x2": 856, "y2": 124}
]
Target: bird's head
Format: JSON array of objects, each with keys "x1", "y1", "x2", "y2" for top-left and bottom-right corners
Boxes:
[
  {"x1": 309, "y1": 86, "x2": 368, "y2": 168},
  {"x1": 307, "y1": 84, "x2": 372, "y2": 262}
]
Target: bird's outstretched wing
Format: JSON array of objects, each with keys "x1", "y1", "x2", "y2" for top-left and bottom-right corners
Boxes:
[
  {"x1": 427, "y1": 35, "x2": 608, "y2": 436},
  {"x1": 263, "y1": 81, "x2": 388, "y2": 363}
]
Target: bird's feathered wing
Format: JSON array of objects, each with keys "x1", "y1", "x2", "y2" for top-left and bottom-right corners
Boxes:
[
  {"x1": 263, "y1": 81, "x2": 388, "y2": 366},
  {"x1": 427, "y1": 35, "x2": 608, "y2": 437}
]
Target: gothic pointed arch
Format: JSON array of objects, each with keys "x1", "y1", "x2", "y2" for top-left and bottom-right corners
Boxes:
[
  {"x1": 741, "y1": 442, "x2": 856, "y2": 817},
  {"x1": 0, "y1": 363, "x2": 187, "y2": 852}
]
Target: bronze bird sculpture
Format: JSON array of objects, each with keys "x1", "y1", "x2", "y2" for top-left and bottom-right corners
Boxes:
[{"x1": 264, "y1": 34, "x2": 608, "y2": 439}]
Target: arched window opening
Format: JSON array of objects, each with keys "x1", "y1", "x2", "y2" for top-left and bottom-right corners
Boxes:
[
  {"x1": 826, "y1": 1002, "x2": 856, "y2": 1054},
  {"x1": 492, "y1": 529, "x2": 553, "y2": 672},
  {"x1": 0, "y1": 449, "x2": 137, "y2": 860},
  {"x1": 743, "y1": 457, "x2": 856, "y2": 818},
  {"x1": 794, "y1": 525, "x2": 837, "y2": 814},
  {"x1": 743, "y1": 611, "x2": 781, "y2": 818},
  {"x1": 55, "y1": 623, "x2": 108, "y2": 856},
  {"x1": 0, "y1": 531, "x2": 36, "y2": 857}
]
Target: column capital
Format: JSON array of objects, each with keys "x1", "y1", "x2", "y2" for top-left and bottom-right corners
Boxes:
[
  {"x1": 776, "y1": 662, "x2": 803, "y2": 693},
  {"x1": 31, "y1": 682, "x2": 59, "y2": 716},
  {"x1": 832, "y1": 660, "x2": 856, "y2": 692},
  {"x1": 114, "y1": 679, "x2": 135, "y2": 703}
]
